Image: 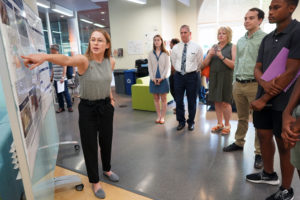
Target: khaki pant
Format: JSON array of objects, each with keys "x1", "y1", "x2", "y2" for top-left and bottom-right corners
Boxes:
[{"x1": 233, "y1": 81, "x2": 261, "y2": 155}]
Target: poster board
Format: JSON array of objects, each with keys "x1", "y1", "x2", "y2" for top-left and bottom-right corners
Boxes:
[{"x1": 0, "y1": 0, "x2": 59, "y2": 199}]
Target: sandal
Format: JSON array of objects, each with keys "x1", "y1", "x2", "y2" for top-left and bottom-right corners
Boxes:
[
  {"x1": 221, "y1": 125, "x2": 231, "y2": 135},
  {"x1": 211, "y1": 124, "x2": 224, "y2": 133},
  {"x1": 159, "y1": 119, "x2": 165, "y2": 124}
]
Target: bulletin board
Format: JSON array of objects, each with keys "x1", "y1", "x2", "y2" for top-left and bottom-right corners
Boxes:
[{"x1": 0, "y1": 0, "x2": 59, "y2": 199}]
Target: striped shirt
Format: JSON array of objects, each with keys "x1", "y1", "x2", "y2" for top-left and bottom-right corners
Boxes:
[{"x1": 52, "y1": 64, "x2": 64, "y2": 81}]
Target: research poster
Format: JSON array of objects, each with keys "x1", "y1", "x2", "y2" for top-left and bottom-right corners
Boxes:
[{"x1": 0, "y1": 0, "x2": 52, "y2": 176}]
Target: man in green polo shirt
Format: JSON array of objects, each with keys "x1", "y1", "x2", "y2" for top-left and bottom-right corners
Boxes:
[{"x1": 223, "y1": 8, "x2": 266, "y2": 169}]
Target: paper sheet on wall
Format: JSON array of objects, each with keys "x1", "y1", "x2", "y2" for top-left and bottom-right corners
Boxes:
[{"x1": 128, "y1": 40, "x2": 143, "y2": 55}]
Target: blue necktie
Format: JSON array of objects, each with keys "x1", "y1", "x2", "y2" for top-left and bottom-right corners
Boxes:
[{"x1": 181, "y1": 43, "x2": 187, "y2": 75}]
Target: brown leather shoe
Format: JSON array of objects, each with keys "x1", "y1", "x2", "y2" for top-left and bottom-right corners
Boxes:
[{"x1": 56, "y1": 108, "x2": 65, "y2": 113}]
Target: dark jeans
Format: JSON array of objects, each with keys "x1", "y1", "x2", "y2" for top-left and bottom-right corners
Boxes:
[
  {"x1": 54, "y1": 80, "x2": 72, "y2": 109},
  {"x1": 78, "y1": 98, "x2": 114, "y2": 183},
  {"x1": 174, "y1": 71, "x2": 198, "y2": 125}
]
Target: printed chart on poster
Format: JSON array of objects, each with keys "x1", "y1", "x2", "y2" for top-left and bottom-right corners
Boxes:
[{"x1": 0, "y1": 0, "x2": 52, "y2": 176}]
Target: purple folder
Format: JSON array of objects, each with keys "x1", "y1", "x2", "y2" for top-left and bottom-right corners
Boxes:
[{"x1": 261, "y1": 47, "x2": 300, "y2": 92}]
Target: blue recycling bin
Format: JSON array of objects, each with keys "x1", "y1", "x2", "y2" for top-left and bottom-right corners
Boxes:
[{"x1": 124, "y1": 69, "x2": 137, "y2": 95}]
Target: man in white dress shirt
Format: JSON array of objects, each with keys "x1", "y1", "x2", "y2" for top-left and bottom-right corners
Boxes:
[{"x1": 171, "y1": 25, "x2": 203, "y2": 131}]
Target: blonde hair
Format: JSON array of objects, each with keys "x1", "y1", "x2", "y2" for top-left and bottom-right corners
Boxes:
[
  {"x1": 217, "y1": 26, "x2": 232, "y2": 43},
  {"x1": 153, "y1": 34, "x2": 169, "y2": 56},
  {"x1": 85, "y1": 29, "x2": 111, "y2": 60}
]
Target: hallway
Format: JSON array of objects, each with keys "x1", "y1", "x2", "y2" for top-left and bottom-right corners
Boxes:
[{"x1": 55, "y1": 93, "x2": 300, "y2": 200}]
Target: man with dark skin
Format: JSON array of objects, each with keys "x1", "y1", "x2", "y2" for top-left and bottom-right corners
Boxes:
[
  {"x1": 282, "y1": 77, "x2": 300, "y2": 181},
  {"x1": 246, "y1": 0, "x2": 300, "y2": 199}
]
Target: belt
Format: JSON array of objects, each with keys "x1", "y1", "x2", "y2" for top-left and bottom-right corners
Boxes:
[
  {"x1": 80, "y1": 97, "x2": 111, "y2": 106},
  {"x1": 176, "y1": 71, "x2": 197, "y2": 75},
  {"x1": 236, "y1": 78, "x2": 256, "y2": 83}
]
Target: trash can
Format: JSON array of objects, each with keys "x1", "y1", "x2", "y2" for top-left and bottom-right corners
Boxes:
[
  {"x1": 124, "y1": 69, "x2": 137, "y2": 95},
  {"x1": 113, "y1": 69, "x2": 127, "y2": 94}
]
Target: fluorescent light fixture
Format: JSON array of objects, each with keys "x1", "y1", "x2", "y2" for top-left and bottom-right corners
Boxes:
[
  {"x1": 94, "y1": 23, "x2": 105, "y2": 28},
  {"x1": 127, "y1": 0, "x2": 146, "y2": 4},
  {"x1": 37, "y1": 2, "x2": 50, "y2": 8},
  {"x1": 37, "y1": 0, "x2": 50, "y2": 8},
  {"x1": 52, "y1": 31, "x2": 61, "y2": 34},
  {"x1": 80, "y1": 19, "x2": 93, "y2": 24},
  {"x1": 43, "y1": 29, "x2": 48, "y2": 32},
  {"x1": 52, "y1": 4, "x2": 73, "y2": 17},
  {"x1": 91, "y1": 0, "x2": 107, "y2": 2}
]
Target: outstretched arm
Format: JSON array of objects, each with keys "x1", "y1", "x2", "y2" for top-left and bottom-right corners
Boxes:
[{"x1": 22, "y1": 54, "x2": 89, "y2": 75}]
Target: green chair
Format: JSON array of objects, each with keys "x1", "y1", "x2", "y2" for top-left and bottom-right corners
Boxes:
[{"x1": 131, "y1": 76, "x2": 173, "y2": 111}]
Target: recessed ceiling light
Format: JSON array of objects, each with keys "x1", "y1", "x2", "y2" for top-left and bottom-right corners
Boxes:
[
  {"x1": 37, "y1": 2, "x2": 50, "y2": 9},
  {"x1": 80, "y1": 19, "x2": 93, "y2": 24},
  {"x1": 101, "y1": 19, "x2": 105, "y2": 21},
  {"x1": 94, "y1": 23, "x2": 105, "y2": 28},
  {"x1": 52, "y1": 4, "x2": 73, "y2": 17},
  {"x1": 60, "y1": 15, "x2": 64, "y2": 17},
  {"x1": 101, "y1": 11, "x2": 105, "y2": 14}
]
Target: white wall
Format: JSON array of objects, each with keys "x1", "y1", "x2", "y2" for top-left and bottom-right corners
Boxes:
[
  {"x1": 161, "y1": 0, "x2": 177, "y2": 43},
  {"x1": 293, "y1": 6, "x2": 300, "y2": 20},
  {"x1": 109, "y1": 0, "x2": 162, "y2": 69},
  {"x1": 109, "y1": 0, "x2": 300, "y2": 69},
  {"x1": 175, "y1": 0, "x2": 200, "y2": 43},
  {"x1": 109, "y1": 0, "x2": 202, "y2": 69}
]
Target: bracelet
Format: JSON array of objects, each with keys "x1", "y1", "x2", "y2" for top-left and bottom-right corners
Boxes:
[{"x1": 222, "y1": 56, "x2": 226, "y2": 61}]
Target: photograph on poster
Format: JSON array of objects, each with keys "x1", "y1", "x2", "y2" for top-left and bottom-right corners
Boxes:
[
  {"x1": 12, "y1": 0, "x2": 23, "y2": 11},
  {"x1": 20, "y1": 102, "x2": 33, "y2": 138},
  {"x1": 30, "y1": 87, "x2": 39, "y2": 112},
  {"x1": 0, "y1": 0, "x2": 10, "y2": 25},
  {"x1": 14, "y1": 7, "x2": 28, "y2": 38},
  {"x1": 13, "y1": 51, "x2": 22, "y2": 68}
]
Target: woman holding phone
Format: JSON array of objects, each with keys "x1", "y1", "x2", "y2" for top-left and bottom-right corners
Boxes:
[
  {"x1": 148, "y1": 34, "x2": 171, "y2": 124},
  {"x1": 203, "y1": 26, "x2": 236, "y2": 134}
]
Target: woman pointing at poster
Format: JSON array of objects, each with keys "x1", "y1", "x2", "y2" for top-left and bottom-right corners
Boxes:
[{"x1": 22, "y1": 29, "x2": 118, "y2": 199}]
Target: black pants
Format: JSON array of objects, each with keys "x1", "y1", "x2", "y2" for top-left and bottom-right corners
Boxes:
[
  {"x1": 169, "y1": 74, "x2": 176, "y2": 100},
  {"x1": 174, "y1": 71, "x2": 198, "y2": 125},
  {"x1": 78, "y1": 98, "x2": 114, "y2": 183}
]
